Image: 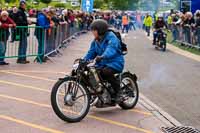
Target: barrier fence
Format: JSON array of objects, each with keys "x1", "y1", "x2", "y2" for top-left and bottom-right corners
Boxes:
[
  {"x1": 171, "y1": 25, "x2": 200, "y2": 49},
  {"x1": 0, "y1": 22, "x2": 87, "y2": 64}
]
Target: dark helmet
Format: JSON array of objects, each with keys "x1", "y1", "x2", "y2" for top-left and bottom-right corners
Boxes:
[{"x1": 90, "y1": 19, "x2": 108, "y2": 36}]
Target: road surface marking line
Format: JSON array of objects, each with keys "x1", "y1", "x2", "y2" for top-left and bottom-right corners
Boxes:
[
  {"x1": 0, "y1": 94, "x2": 51, "y2": 107},
  {"x1": 0, "y1": 80, "x2": 50, "y2": 93},
  {"x1": 0, "y1": 79, "x2": 152, "y2": 116},
  {"x1": 0, "y1": 70, "x2": 66, "y2": 75},
  {"x1": 0, "y1": 115, "x2": 64, "y2": 133},
  {"x1": 130, "y1": 109, "x2": 152, "y2": 116},
  {"x1": 0, "y1": 71, "x2": 56, "y2": 82},
  {"x1": 0, "y1": 94, "x2": 153, "y2": 133},
  {"x1": 88, "y1": 115, "x2": 153, "y2": 133}
]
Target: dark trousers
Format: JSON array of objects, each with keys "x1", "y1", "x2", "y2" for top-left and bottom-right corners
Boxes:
[
  {"x1": 146, "y1": 26, "x2": 151, "y2": 36},
  {"x1": 196, "y1": 28, "x2": 200, "y2": 46},
  {"x1": 100, "y1": 67, "x2": 120, "y2": 95},
  {"x1": 122, "y1": 24, "x2": 129, "y2": 33},
  {"x1": 172, "y1": 27, "x2": 179, "y2": 41},
  {"x1": 183, "y1": 27, "x2": 191, "y2": 44},
  {"x1": 11, "y1": 29, "x2": 16, "y2": 42},
  {"x1": 0, "y1": 41, "x2": 7, "y2": 63},
  {"x1": 18, "y1": 31, "x2": 28, "y2": 61}
]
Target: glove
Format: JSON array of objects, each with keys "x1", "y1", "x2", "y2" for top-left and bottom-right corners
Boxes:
[{"x1": 95, "y1": 56, "x2": 103, "y2": 62}]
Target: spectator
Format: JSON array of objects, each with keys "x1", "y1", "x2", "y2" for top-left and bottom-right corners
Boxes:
[
  {"x1": 122, "y1": 13, "x2": 129, "y2": 33},
  {"x1": 9, "y1": 7, "x2": 18, "y2": 42},
  {"x1": 86, "y1": 14, "x2": 93, "y2": 30},
  {"x1": 182, "y1": 12, "x2": 195, "y2": 43},
  {"x1": 61, "y1": 9, "x2": 69, "y2": 23},
  {"x1": 195, "y1": 10, "x2": 200, "y2": 46},
  {"x1": 171, "y1": 13, "x2": 179, "y2": 41},
  {"x1": 129, "y1": 13, "x2": 136, "y2": 31},
  {"x1": 144, "y1": 13, "x2": 153, "y2": 36},
  {"x1": 167, "y1": 14, "x2": 172, "y2": 30},
  {"x1": 68, "y1": 10, "x2": 75, "y2": 35},
  {"x1": 16, "y1": 1, "x2": 30, "y2": 64},
  {"x1": 35, "y1": 8, "x2": 54, "y2": 62},
  {"x1": 48, "y1": 9, "x2": 58, "y2": 57},
  {"x1": 44, "y1": 9, "x2": 55, "y2": 56},
  {"x1": 0, "y1": 11, "x2": 16, "y2": 65},
  {"x1": 136, "y1": 13, "x2": 142, "y2": 29}
]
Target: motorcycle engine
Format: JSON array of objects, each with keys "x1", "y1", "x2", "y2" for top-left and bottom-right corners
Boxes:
[
  {"x1": 101, "y1": 89, "x2": 111, "y2": 104},
  {"x1": 95, "y1": 89, "x2": 112, "y2": 108},
  {"x1": 89, "y1": 68, "x2": 103, "y2": 93}
]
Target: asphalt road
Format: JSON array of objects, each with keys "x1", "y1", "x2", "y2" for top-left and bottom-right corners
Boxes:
[
  {"x1": 125, "y1": 30, "x2": 200, "y2": 129},
  {"x1": 0, "y1": 33, "x2": 168, "y2": 133}
]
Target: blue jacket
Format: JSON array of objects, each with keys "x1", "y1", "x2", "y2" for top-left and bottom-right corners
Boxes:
[
  {"x1": 36, "y1": 13, "x2": 50, "y2": 29},
  {"x1": 84, "y1": 32, "x2": 125, "y2": 72}
]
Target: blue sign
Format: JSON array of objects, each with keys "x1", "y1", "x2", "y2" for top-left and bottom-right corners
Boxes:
[
  {"x1": 191, "y1": 0, "x2": 200, "y2": 13},
  {"x1": 81, "y1": 0, "x2": 94, "y2": 13}
]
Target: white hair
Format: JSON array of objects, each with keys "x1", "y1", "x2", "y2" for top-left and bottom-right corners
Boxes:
[{"x1": 1, "y1": 11, "x2": 9, "y2": 16}]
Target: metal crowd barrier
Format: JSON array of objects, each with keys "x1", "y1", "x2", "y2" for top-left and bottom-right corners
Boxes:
[
  {"x1": 0, "y1": 22, "x2": 88, "y2": 64},
  {"x1": 0, "y1": 26, "x2": 45, "y2": 63},
  {"x1": 44, "y1": 22, "x2": 87, "y2": 58},
  {"x1": 171, "y1": 25, "x2": 200, "y2": 49}
]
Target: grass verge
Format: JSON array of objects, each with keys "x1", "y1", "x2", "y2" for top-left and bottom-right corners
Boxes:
[{"x1": 166, "y1": 31, "x2": 200, "y2": 56}]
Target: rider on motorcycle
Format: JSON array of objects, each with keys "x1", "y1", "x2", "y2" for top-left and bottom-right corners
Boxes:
[
  {"x1": 84, "y1": 19, "x2": 125, "y2": 102},
  {"x1": 153, "y1": 14, "x2": 168, "y2": 45}
]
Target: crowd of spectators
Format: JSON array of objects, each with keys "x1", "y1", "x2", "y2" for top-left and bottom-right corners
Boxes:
[{"x1": 167, "y1": 10, "x2": 200, "y2": 46}]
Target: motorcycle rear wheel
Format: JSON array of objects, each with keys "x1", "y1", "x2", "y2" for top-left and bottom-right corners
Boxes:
[{"x1": 118, "y1": 72, "x2": 139, "y2": 110}]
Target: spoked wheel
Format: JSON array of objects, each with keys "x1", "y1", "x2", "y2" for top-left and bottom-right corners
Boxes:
[
  {"x1": 119, "y1": 72, "x2": 139, "y2": 110},
  {"x1": 51, "y1": 77, "x2": 90, "y2": 123},
  {"x1": 162, "y1": 40, "x2": 167, "y2": 52}
]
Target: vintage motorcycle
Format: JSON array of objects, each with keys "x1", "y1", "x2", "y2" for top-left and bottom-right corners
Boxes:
[
  {"x1": 51, "y1": 59, "x2": 139, "y2": 123},
  {"x1": 155, "y1": 28, "x2": 167, "y2": 52}
]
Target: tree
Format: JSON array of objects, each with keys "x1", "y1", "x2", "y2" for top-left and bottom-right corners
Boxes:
[
  {"x1": 40, "y1": 0, "x2": 51, "y2": 5},
  {"x1": 5, "y1": 0, "x2": 12, "y2": 3},
  {"x1": 93, "y1": 0, "x2": 139, "y2": 10},
  {"x1": 94, "y1": 0, "x2": 104, "y2": 8}
]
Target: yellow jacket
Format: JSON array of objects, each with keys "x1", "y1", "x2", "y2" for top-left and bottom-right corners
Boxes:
[
  {"x1": 144, "y1": 16, "x2": 153, "y2": 27},
  {"x1": 167, "y1": 16, "x2": 172, "y2": 24}
]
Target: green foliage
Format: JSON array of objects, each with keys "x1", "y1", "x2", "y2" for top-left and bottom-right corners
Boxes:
[
  {"x1": 40, "y1": 0, "x2": 52, "y2": 5},
  {"x1": 54, "y1": 3, "x2": 66, "y2": 8},
  {"x1": 94, "y1": 0, "x2": 103, "y2": 9},
  {"x1": 94, "y1": 0, "x2": 139, "y2": 10},
  {"x1": 5, "y1": 0, "x2": 12, "y2": 3}
]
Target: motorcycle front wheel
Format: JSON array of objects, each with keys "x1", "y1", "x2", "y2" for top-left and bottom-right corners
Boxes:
[{"x1": 51, "y1": 77, "x2": 90, "y2": 123}]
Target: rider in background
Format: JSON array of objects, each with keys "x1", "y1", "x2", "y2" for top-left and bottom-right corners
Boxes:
[
  {"x1": 153, "y1": 14, "x2": 168, "y2": 45},
  {"x1": 84, "y1": 19, "x2": 125, "y2": 102}
]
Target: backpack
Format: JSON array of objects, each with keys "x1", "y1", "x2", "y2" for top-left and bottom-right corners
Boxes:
[{"x1": 107, "y1": 29, "x2": 128, "y2": 55}]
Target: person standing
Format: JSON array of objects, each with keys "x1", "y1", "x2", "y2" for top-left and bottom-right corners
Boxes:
[
  {"x1": 35, "y1": 9, "x2": 54, "y2": 62},
  {"x1": 9, "y1": 7, "x2": 18, "y2": 42},
  {"x1": 195, "y1": 11, "x2": 200, "y2": 46},
  {"x1": 167, "y1": 14, "x2": 172, "y2": 30},
  {"x1": 182, "y1": 12, "x2": 195, "y2": 44},
  {"x1": 122, "y1": 13, "x2": 129, "y2": 33},
  {"x1": 0, "y1": 11, "x2": 16, "y2": 65},
  {"x1": 16, "y1": 1, "x2": 30, "y2": 64},
  {"x1": 144, "y1": 13, "x2": 153, "y2": 36}
]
